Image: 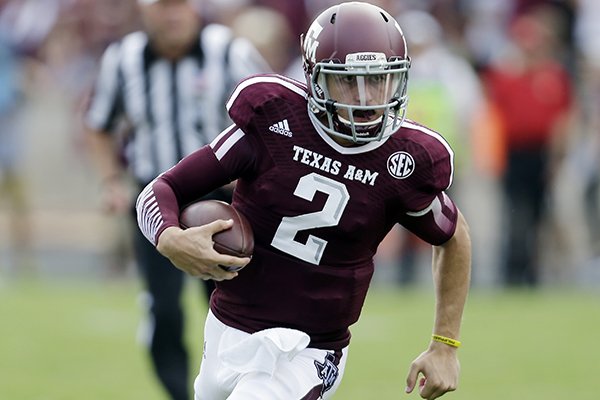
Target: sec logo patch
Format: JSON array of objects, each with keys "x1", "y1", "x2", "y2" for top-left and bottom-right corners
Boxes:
[{"x1": 387, "y1": 151, "x2": 415, "y2": 179}]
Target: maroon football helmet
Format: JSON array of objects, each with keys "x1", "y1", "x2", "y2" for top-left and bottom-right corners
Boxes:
[{"x1": 301, "y1": 2, "x2": 410, "y2": 143}]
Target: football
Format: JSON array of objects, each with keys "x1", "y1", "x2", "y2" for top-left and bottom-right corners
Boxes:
[{"x1": 179, "y1": 200, "x2": 254, "y2": 271}]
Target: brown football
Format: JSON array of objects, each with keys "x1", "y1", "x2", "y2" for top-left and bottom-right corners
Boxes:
[{"x1": 179, "y1": 200, "x2": 254, "y2": 272}]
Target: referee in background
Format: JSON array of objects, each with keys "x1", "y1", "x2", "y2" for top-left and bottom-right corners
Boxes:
[{"x1": 84, "y1": 1, "x2": 270, "y2": 399}]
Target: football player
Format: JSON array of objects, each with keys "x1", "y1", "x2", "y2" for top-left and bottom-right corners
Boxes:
[{"x1": 136, "y1": 2, "x2": 471, "y2": 399}]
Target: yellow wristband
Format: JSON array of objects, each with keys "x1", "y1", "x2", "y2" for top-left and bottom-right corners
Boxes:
[{"x1": 432, "y1": 334, "x2": 461, "y2": 348}]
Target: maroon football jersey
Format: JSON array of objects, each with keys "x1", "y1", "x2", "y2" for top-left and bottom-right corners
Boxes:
[{"x1": 137, "y1": 74, "x2": 458, "y2": 350}]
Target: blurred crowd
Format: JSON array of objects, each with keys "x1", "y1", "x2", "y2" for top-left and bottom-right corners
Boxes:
[{"x1": 1, "y1": 0, "x2": 599, "y2": 288}]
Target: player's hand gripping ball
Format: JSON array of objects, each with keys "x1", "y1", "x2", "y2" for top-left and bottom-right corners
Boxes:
[{"x1": 179, "y1": 200, "x2": 254, "y2": 272}]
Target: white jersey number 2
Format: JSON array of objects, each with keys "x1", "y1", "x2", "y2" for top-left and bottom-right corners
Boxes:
[{"x1": 271, "y1": 173, "x2": 349, "y2": 264}]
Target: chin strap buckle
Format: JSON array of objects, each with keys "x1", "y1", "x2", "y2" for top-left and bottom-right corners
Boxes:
[{"x1": 325, "y1": 99, "x2": 337, "y2": 113}]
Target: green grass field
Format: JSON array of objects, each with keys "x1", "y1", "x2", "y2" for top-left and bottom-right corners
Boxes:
[{"x1": 1, "y1": 277, "x2": 598, "y2": 400}]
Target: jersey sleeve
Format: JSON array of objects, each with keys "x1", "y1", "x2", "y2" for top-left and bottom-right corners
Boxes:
[
  {"x1": 397, "y1": 123, "x2": 458, "y2": 245},
  {"x1": 135, "y1": 145, "x2": 230, "y2": 245},
  {"x1": 136, "y1": 125, "x2": 258, "y2": 245},
  {"x1": 84, "y1": 42, "x2": 124, "y2": 133},
  {"x1": 398, "y1": 191, "x2": 459, "y2": 246}
]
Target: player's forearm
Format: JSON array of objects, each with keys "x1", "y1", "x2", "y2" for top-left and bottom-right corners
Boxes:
[{"x1": 431, "y1": 211, "x2": 471, "y2": 341}]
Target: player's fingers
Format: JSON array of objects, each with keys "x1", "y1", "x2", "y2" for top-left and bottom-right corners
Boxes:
[
  {"x1": 203, "y1": 218, "x2": 234, "y2": 234},
  {"x1": 418, "y1": 377, "x2": 436, "y2": 399},
  {"x1": 419, "y1": 378, "x2": 455, "y2": 400},
  {"x1": 215, "y1": 254, "x2": 251, "y2": 271},
  {"x1": 219, "y1": 257, "x2": 251, "y2": 272},
  {"x1": 208, "y1": 270, "x2": 238, "y2": 281},
  {"x1": 405, "y1": 362, "x2": 421, "y2": 393},
  {"x1": 187, "y1": 263, "x2": 238, "y2": 281},
  {"x1": 421, "y1": 388, "x2": 447, "y2": 400}
]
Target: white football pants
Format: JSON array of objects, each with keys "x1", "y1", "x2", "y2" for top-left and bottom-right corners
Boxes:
[{"x1": 194, "y1": 310, "x2": 348, "y2": 400}]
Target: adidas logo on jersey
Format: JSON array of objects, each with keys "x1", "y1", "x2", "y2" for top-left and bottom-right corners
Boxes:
[{"x1": 269, "y1": 119, "x2": 293, "y2": 137}]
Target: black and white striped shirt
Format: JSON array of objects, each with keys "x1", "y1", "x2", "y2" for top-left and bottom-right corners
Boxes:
[{"x1": 85, "y1": 23, "x2": 270, "y2": 184}]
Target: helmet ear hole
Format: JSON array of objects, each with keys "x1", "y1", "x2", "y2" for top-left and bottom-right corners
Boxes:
[{"x1": 330, "y1": 13, "x2": 336, "y2": 24}]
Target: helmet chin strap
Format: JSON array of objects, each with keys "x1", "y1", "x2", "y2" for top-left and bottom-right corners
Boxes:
[
  {"x1": 337, "y1": 114, "x2": 384, "y2": 128},
  {"x1": 333, "y1": 111, "x2": 383, "y2": 139},
  {"x1": 325, "y1": 99, "x2": 337, "y2": 113}
]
